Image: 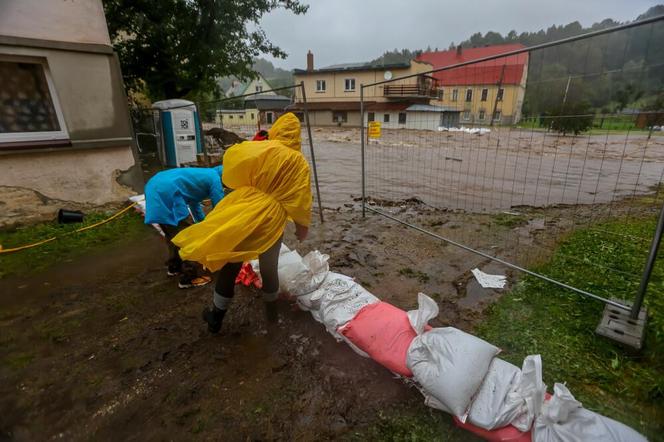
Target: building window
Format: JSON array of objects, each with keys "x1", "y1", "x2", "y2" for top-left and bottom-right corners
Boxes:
[
  {"x1": 383, "y1": 113, "x2": 390, "y2": 123},
  {"x1": 229, "y1": 115, "x2": 233, "y2": 119},
  {"x1": 438, "y1": 88, "x2": 444, "y2": 100},
  {"x1": 0, "y1": 58, "x2": 69, "y2": 144},
  {"x1": 452, "y1": 89, "x2": 458, "y2": 101},
  {"x1": 333, "y1": 111, "x2": 347, "y2": 123},
  {"x1": 497, "y1": 88, "x2": 504, "y2": 102},
  {"x1": 344, "y1": 78, "x2": 356, "y2": 91},
  {"x1": 493, "y1": 111, "x2": 502, "y2": 122},
  {"x1": 316, "y1": 79, "x2": 326, "y2": 92},
  {"x1": 239, "y1": 115, "x2": 244, "y2": 119},
  {"x1": 481, "y1": 88, "x2": 488, "y2": 101},
  {"x1": 368, "y1": 112, "x2": 375, "y2": 122},
  {"x1": 465, "y1": 89, "x2": 473, "y2": 102},
  {"x1": 478, "y1": 110, "x2": 486, "y2": 121},
  {"x1": 462, "y1": 111, "x2": 471, "y2": 120},
  {"x1": 398, "y1": 112, "x2": 407, "y2": 124},
  {"x1": 256, "y1": 85, "x2": 263, "y2": 92},
  {"x1": 251, "y1": 113, "x2": 255, "y2": 120}
]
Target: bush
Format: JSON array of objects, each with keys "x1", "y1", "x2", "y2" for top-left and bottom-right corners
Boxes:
[{"x1": 548, "y1": 102, "x2": 594, "y2": 135}]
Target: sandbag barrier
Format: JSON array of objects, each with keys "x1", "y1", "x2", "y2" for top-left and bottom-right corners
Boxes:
[{"x1": 249, "y1": 245, "x2": 647, "y2": 442}]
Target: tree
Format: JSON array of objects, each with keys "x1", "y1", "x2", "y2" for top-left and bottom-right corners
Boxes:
[
  {"x1": 103, "y1": 0, "x2": 308, "y2": 101},
  {"x1": 549, "y1": 101, "x2": 594, "y2": 135}
]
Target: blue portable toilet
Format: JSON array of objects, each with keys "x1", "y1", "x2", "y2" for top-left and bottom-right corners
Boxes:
[{"x1": 152, "y1": 99, "x2": 203, "y2": 167}]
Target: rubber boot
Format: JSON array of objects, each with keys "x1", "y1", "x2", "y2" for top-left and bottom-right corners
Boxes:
[
  {"x1": 264, "y1": 300, "x2": 278, "y2": 324},
  {"x1": 202, "y1": 306, "x2": 226, "y2": 333}
]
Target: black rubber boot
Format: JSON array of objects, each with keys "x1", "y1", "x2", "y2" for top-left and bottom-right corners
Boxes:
[
  {"x1": 202, "y1": 307, "x2": 226, "y2": 333},
  {"x1": 264, "y1": 300, "x2": 278, "y2": 324}
]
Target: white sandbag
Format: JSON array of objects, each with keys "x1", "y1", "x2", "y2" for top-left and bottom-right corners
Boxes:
[
  {"x1": 251, "y1": 247, "x2": 329, "y2": 297},
  {"x1": 317, "y1": 273, "x2": 379, "y2": 336},
  {"x1": 465, "y1": 358, "x2": 521, "y2": 429},
  {"x1": 407, "y1": 327, "x2": 500, "y2": 416},
  {"x1": 297, "y1": 272, "x2": 352, "y2": 311},
  {"x1": 533, "y1": 383, "x2": 647, "y2": 442},
  {"x1": 509, "y1": 354, "x2": 547, "y2": 432},
  {"x1": 277, "y1": 250, "x2": 308, "y2": 293},
  {"x1": 293, "y1": 250, "x2": 329, "y2": 296}
]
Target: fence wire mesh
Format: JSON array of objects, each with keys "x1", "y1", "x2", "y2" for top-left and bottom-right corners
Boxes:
[{"x1": 360, "y1": 18, "x2": 664, "y2": 308}]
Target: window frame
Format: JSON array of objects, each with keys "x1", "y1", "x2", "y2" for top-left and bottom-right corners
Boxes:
[
  {"x1": 493, "y1": 110, "x2": 502, "y2": 122},
  {"x1": 383, "y1": 113, "x2": 390, "y2": 123},
  {"x1": 452, "y1": 89, "x2": 458, "y2": 102},
  {"x1": 344, "y1": 78, "x2": 356, "y2": 92},
  {"x1": 481, "y1": 88, "x2": 488, "y2": 102},
  {"x1": 398, "y1": 112, "x2": 407, "y2": 124},
  {"x1": 0, "y1": 55, "x2": 69, "y2": 144},
  {"x1": 367, "y1": 112, "x2": 375, "y2": 122},
  {"x1": 332, "y1": 110, "x2": 348, "y2": 123},
  {"x1": 316, "y1": 79, "x2": 326, "y2": 92},
  {"x1": 478, "y1": 110, "x2": 486, "y2": 121},
  {"x1": 497, "y1": 88, "x2": 504, "y2": 102},
  {"x1": 465, "y1": 88, "x2": 473, "y2": 102},
  {"x1": 462, "y1": 110, "x2": 471, "y2": 121}
]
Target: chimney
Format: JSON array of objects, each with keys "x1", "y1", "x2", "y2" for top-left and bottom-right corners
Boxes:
[
  {"x1": 307, "y1": 50, "x2": 314, "y2": 72},
  {"x1": 456, "y1": 45, "x2": 462, "y2": 57}
]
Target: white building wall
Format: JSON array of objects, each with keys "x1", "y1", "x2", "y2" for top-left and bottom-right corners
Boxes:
[{"x1": 0, "y1": 0, "x2": 111, "y2": 45}]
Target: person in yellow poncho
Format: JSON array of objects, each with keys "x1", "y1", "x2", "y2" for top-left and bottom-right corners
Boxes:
[{"x1": 172, "y1": 113, "x2": 312, "y2": 333}]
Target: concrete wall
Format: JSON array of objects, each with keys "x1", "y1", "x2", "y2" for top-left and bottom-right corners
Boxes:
[
  {"x1": 0, "y1": 0, "x2": 143, "y2": 226},
  {"x1": 0, "y1": 0, "x2": 111, "y2": 45}
]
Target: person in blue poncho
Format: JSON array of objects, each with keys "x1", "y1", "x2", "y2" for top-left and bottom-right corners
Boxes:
[{"x1": 144, "y1": 166, "x2": 224, "y2": 288}]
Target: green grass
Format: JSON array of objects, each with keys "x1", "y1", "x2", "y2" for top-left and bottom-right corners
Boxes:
[
  {"x1": 492, "y1": 212, "x2": 528, "y2": 228},
  {"x1": 399, "y1": 267, "x2": 431, "y2": 283},
  {"x1": 0, "y1": 210, "x2": 149, "y2": 279},
  {"x1": 348, "y1": 405, "x2": 480, "y2": 442},
  {"x1": 476, "y1": 215, "x2": 664, "y2": 440}
]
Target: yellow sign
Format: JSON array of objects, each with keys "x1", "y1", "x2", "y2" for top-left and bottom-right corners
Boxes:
[{"x1": 368, "y1": 121, "x2": 381, "y2": 138}]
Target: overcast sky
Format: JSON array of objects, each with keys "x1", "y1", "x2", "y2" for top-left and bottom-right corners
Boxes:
[{"x1": 258, "y1": 0, "x2": 661, "y2": 70}]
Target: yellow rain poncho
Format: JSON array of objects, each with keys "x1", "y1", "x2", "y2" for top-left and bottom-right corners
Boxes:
[{"x1": 172, "y1": 113, "x2": 311, "y2": 271}]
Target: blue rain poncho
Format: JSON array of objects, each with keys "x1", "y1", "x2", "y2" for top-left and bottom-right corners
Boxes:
[{"x1": 144, "y1": 166, "x2": 224, "y2": 226}]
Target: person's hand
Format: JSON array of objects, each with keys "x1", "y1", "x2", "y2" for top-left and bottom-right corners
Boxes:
[{"x1": 295, "y1": 223, "x2": 309, "y2": 242}]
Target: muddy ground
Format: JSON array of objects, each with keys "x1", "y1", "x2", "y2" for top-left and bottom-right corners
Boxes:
[{"x1": 0, "y1": 198, "x2": 601, "y2": 441}]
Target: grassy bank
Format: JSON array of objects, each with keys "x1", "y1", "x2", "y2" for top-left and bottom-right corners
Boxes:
[
  {"x1": 0, "y1": 209, "x2": 149, "y2": 279},
  {"x1": 476, "y1": 215, "x2": 663, "y2": 440}
]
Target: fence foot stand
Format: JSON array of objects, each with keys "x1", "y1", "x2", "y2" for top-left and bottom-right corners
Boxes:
[{"x1": 595, "y1": 299, "x2": 647, "y2": 351}]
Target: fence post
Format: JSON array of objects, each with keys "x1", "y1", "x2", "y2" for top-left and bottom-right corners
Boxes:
[
  {"x1": 299, "y1": 81, "x2": 325, "y2": 223},
  {"x1": 631, "y1": 201, "x2": 664, "y2": 319},
  {"x1": 196, "y1": 102, "x2": 210, "y2": 167},
  {"x1": 360, "y1": 85, "x2": 366, "y2": 218}
]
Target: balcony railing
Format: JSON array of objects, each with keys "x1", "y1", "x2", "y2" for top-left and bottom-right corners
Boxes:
[{"x1": 383, "y1": 84, "x2": 440, "y2": 98}]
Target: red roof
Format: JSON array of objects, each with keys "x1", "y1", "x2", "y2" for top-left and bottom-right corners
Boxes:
[{"x1": 416, "y1": 44, "x2": 528, "y2": 86}]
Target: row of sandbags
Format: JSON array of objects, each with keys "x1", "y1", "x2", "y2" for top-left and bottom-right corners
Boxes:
[{"x1": 251, "y1": 246, "x2": 647, "y2": 442}]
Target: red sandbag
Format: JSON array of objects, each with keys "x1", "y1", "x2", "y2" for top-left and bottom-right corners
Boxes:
[
  {"x1": 453, "y1": 417, "x2": 531, "y2": 442},
  {"x1": 340, "y1": 302, "x2": 429, "y2": 377}
]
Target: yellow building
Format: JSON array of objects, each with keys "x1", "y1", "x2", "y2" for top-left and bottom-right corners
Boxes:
[
  {"x1": 417, "y1": 45, "x2": 529, "y2": 125},
  {"x1": 215, "y1": 109, "x2": 259, "y2": 127},
  {"x1": 292, "y1": 51, "x2": 436, "y2": 127}
]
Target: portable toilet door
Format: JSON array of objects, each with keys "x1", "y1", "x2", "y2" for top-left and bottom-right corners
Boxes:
[{"x1": 152, "y1": 99, "x2": 203, "y2": 167}]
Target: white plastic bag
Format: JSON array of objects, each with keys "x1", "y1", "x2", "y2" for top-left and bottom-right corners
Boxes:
[
  {"x1": 407, "y1": 293, "x2": 439, "y2": 335},
  {"x1": 317, "y1": 274, "x2": 379, "y2": 336},
  {"x1": 533, "y1": 383, "x2": 647, "y2": 442},
  {"x1": 509, "y1": 354, "x2": 547, "y2": 432},
  {"x1": 407, "y1": 327, "x2": 500, "y2": 416},
  {"x1": 465, "y1": 358, "x2": 521, "y2": 429}
]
